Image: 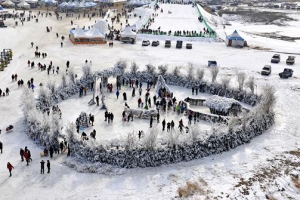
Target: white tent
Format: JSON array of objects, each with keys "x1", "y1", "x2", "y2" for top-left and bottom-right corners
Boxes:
[
  {"x1": 73, "y1": 26, "x2": 89, "y2": 38},
  {"x1": 26, "y1": 0, "x2": 38, "y2": 3},
  {"x1": 59, "y1": 1, "x2": 68, "y2": 7},
  {"x1": 94, "y1": 19, "x2": 109, "y2": 35},
  {"x1": 86, "y1": 27, "x2": 105, "y2": 38},
  {"x1": 17, "y1": 0, "x2": 30, "y2": 8},
  {"x1": 121, "y1": 26, "x2": 137, "y2": 38},
  {"x1": 2, "y1": 0, "x2": 15, "y2": 6},
  {"x1": 225, "y1": 30, "x2": 245, "y2": 47}
]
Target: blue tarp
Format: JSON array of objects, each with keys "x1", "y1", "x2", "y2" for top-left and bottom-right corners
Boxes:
[{"x1": 226, "y1": 30, "x2": 244, "y2": 41}]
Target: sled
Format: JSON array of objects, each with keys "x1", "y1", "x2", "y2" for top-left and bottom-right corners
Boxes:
[{"x1": 6, "y1": 125, "x2": 14, "y2": 132}]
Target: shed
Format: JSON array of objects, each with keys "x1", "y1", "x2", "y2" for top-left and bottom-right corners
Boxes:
[
  {"x1": 226, "y1": 30, "x2": 245, "y2": 47},
  {"x1": 204, "y1": 95, "x2": 242, "y2": 116}
]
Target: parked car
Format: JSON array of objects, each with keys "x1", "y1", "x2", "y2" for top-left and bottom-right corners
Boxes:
[
  {"x1": 279, "y1": 68, "x2": 293, "y2": 78},
  {"x1": 176, "y1": 40, "x2": 183, "y2": 49},
  {"x1": 165, "y1": 40, "x2": 171, "y2": 48},
  {"x1": 286, "y1": 56, "x2": 295, "y2": 65},
  {"x1": 261, "y1": 65, "x2": 271, "y2": 75},
  {"x1": 142, "y1": 40, "x2": 150, "y2": 46},
  {"x1": 151, "y1": 41, "x2": 160, "y2": 47},
  {"x1": 208, "y1": 60, "x2": 217, "y2": 67},
  {"x1": 186, "y1": 43, "x2": 192, "y2": 49},
  {"x1": 271, "y1": 54, "x2": 280, "y2": 63}
]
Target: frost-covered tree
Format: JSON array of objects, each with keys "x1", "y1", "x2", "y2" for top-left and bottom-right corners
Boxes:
[
  {"x1": 51, "y1": 113, "x2": 62, "y2": 145},
  {"x1": 236, "y1": 71, "x2": 246, "y2": 90},
  {"x1": 145, "y1": 63, "x2": 156, "y2": 77},
  {"x1": 125, "y1": 131, "x2": 136, "y2": 151},
  {"x1": 167, "y1": 129, "x2": 180, "y2": 147},
  {"x1": 259, "y1": 85, "x2": 276, "y2": 113},
  {"x1": 68, "y1": 67, "x2": 76, "y2": 83},
  {"x1": 130, "y1": 61, "x2": 139, "y2": 76},
  {"x1": 189, "y1": 126, "x2": 200, "y2": 144},
  {"x1": 65, "y1": 122, "x2": 77, "y2": 144},
  {"x1": 21, "y1": 87, "x2": 36, "y2": 119},
  {"x1": 158, "y1": 64, "x2": 168, "y2": 75},
  {"x1": 143, "y1": 127, "x2": 158, "y2": 150},
  {"x1": 187, "y1": 63, "x2": 195, "y2": 81},
  {"x1": 241, "y1": 110, "x2": 250, "y2": 131},
  {"x1": 38, "y1": 86, "x2": 52, "y2": 108},
  {"x1": 82, "y1": 64, "x2": 91, "y2": 78},
  {"x1": 221, "y1": 75, "x2": 231, "y2": 94},
  {"x1": 114, "y1": 59, "x2": 127, "y2": 75},
  {"x1": 210, "y1": 67, "x2": 219, "y2": 83},
  {"x1": 173, "y1": 66, "x2": 180, "y2": 78},
  {"x1": 196, "y1": 68, "x2": 204, "y2": 81},
  {"x1": 246, "y1": 76, "x2": 255, "y2": 94},
  {"x1": 61, "y1": 73, "x2": 68, "y2": 88},
  {"x1": 47, "y1": 80, "x2": 56, "y2": 95},
  {"x1": 227, "y1": 117, "x2": 239, "y2": 133}
]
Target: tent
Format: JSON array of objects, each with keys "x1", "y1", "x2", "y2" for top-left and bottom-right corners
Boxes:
[
  {"x1": 73, "y1": 26, "x2": 89, "y2": 39},
  {"x1": 226, "y1": 30, "x2": 245, "y2": 47},
  {"x1": 94, "y1": 19, "x2": 109, "y2": 35},
  {"x1": 86, "y1": 27, "x2": 105, "y2": 42},
  {"x1": 17, "y1": 0, "x2": 30, "y2": 9},
  {"x1": 120, "y1": 27, "x2": 137, "y2": 43},
  {"x1": 2, "y1": 0, "x2": 15, "y2": 7}
]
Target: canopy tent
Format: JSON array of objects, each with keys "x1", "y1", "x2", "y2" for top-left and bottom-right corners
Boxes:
[
  {"x1": 59, "y1": 1, "x2": 68, "y2": 7},
  {"x1": 26, "y1": 0, "x2": 38, "y2": 3},
  {"x1": 0, "y1": 5, "x2": 9, "y2": 13},
  {"x1": 86, "y1": 26, "x2": 105, "y2": 38},
  {"x1": 121, "y1": 26, "x2": 137, "y2": 38},
  {"x1": 73, "y1": 26, "x2": 89, "y2": 38},
  {"x1": 2, "y1": 0, "x2": 15, "y2": 6},
  {"x1": 94, "y1": 19, "x2": 109, "y2": 35},
  {"x1": 17, "y1": 0, "x2": 30, "y2": 9},
  {"x1": 45, "y1": 0, "x2": 57, "y2": 4},
  {"x1": 226, "y1": 30, "x2": 245, "y2": 47}
]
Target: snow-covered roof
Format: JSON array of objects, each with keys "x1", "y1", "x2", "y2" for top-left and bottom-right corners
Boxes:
[
  {"x1": 17, "y1": 0, "x2": 30, "y2": 7},
  {"x1": 121, "y1": 27, "x2": 136, "y2": 38},
  {"x1": 86, "y1": 27, "x2": 105, "y2": 38},
  {"x1": 2, "y1": 0, "x2": 15, "y2": 5},
  {"x1": 226, "y1": 30, "x2": 244, "y2": 41},
  {"x1": 73, "y1": 26, "x2": 89, "y2": 38},
  {"x1": 204, "y1": 95, "x2": 241, "y2": 112}
]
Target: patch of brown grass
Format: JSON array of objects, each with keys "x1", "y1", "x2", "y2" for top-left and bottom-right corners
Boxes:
[
  {"x1": 178, "y1": 181, "x2": 201, "y2": 198},
  {"x1": 291, "y1": 175, "x2": 300, "y2": 189}
]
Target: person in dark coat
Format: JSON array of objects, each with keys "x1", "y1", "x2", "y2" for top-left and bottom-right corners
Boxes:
[
  {"x1": 123, "y1": 92, "x2": 127, "y2": 101},
  {"x1": 150, "y1": 116, "x2": 153, "y2": 128},
  {"x1": 0, "y1": 141, "x2": 2, "y2": 153},
  {"x1": 24, "y1": 150, "x2": 30, "y2": 165},
  {"x1": 20, "y1": 148, "x2": 24, "y2": 161},
  {"x1": 47, "y1": 160, "x2": 50, "y2": 173},
  {"x1": 162, "y1": 119, "x2": 166, "y2": 131},
  {"x1": 49, "y1": 146, "x2": 54, "y2": 158},
  {"x1": 7, "y1": 162, "x2": 14, "y2": 177},
  {"x1": 96, "y1": 96, "x2": 99, "y2": 106},
  {"x1": 59, "y1": 141, "x2": 64, "y2": 153},
  {"x1": 67, "y1": 144, "x2": 70, "y2": 156},
  {"x1": 40, "y1": 160, "x2": 45, "y2": 174}
]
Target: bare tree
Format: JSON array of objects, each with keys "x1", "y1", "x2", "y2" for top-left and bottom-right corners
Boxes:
[
  {"x1": 130, "y1": 61, "x2": 139, "y2": 76},
  {"x1": 173, "y1": 66, "x2": 180, "y2": 78},
  {"x1": 246, "y1": 76, "x2": 255, "y2": 94},
  {"x1": 189, "y1": 126, "x2": 199, "y2": 144},
  {"x1": 236, "y1": 71, "x2": 246, "y2": 90},
  {"x1": 46, "y1": 81, "x2": 56, "y2": 94},
  {"x1": 210, "y1": 67, "x2": 219, "y2": 82},
  {"x1": 167, "y1": 129, "x2": 180, "y2": 147},
  {"x1": 143, "y1": 127, "x2": 158, "y2": 150},
  {"x1": 196, "y1": 68, "x2": 204, "y2": 81},
  {"x1": 158, "y1": 64, "x2": 168, "y2": 75},
  {"x1": 187, "y1": 63, "x2": 195, "y2": 81}
]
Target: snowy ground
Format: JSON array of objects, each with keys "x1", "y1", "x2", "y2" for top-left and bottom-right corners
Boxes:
[
  {"x1": 0, "y1": 5, "x2": 300, "y2": 200},
  {"x1": 148, "y1": 4, "x2": 206, "y2": 33}
]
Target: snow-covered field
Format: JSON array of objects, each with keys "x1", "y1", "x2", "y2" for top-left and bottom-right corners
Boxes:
[{"x1": 1, "y1": 4, "x2": 300, "y2": 200}]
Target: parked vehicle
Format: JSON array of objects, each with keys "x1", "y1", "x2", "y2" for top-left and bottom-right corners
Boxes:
[
  {"x1": 142, "y1": 40, "x2": 150, "y2": 46},
  {"x1": 151, "y1": 41, "x2": 160, "y2": 47},
  {"x1": 286, "y1": 56, "x2": 295, "y2": 65},
  {"x1": 261, "y1": 65, "x2": 271, "y2": 75},
  {"x1": 271, "y1": 54, "x2": 280, "y2": 63},
  {"x1": 176, "y1": 40, "x2": 183, "y2": 49},
  {"x1": 186, "y1": 43, "x2": 192, "y2": 49},
  {"x1": 279, "y1": 68, "x2": 293, "y2": 78},
  {"x1": 165, "y1": 40, "x2": 171, "y2": 48},
  {"x1": 208, "y1": 60, "x2": 217, "y2": 67}
]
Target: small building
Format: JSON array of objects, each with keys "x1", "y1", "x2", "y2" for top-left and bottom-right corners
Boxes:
[
  {"x1": 226, "y1": 30, "x2": 245, "y2": 47},
  {"x1": 204, "y1": 95, "x2": 242, "y2": 116},
  {"x1": 69, "y1": 26, "x2": 106, "y2": 45}
]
